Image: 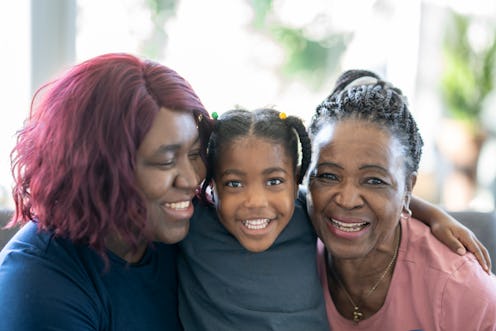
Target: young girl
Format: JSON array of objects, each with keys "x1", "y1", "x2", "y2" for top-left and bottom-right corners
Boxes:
[
  {"x1": 178, "y1": 108, "x2": 327, "y2": 330},
  {"x1": 177, "y1": 108, "x2": 489, "y2": 331}
]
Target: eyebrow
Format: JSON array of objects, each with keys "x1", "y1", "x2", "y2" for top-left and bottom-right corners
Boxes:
[
  {"x1": 359, "y1": 164, "x2": 389, "y2": 173},
  {"x1": 263, "y1": 167, "x2": 289, "y2": 176},
  {"x1": 220, "y1": 167, "x2": 289, "y2": 177},
  {"x1": 317, "y1": 162, "x2": 343, "y2": 170},
  {"x1": 155, "y1": 145, "x2": 179, "y2": 155},
  {"x1": 317, "y1": 162, "x2": 389, "y2": 173},
  {"x1": 152, "y1": 136, "x2": 201, "y2": 156}
]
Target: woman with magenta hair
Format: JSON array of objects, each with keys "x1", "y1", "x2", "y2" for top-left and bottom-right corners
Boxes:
[{"x1": 0, "y1": 53, "x2": 212, "y2": 330}]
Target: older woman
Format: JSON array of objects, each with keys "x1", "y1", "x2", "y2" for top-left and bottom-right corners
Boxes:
[{"x1": 306, "y1": 70, "x2": 496, "y2": 330}]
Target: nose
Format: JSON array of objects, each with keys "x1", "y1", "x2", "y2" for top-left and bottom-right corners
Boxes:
[
  {"x1": 242, "y1": 184, "x2": 268, "y2": 208},
  {"x1": 333, "y1": 181, "x2": 363, "y2": 210},
  {"x1": 174, "y1": 158, "x2": 202, "y2": 190}
]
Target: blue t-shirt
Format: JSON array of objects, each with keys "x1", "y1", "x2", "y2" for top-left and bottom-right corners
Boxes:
[
  {"x1": 178, "y1": 192, "x2": 329, "y2": 331},
  {"x1": 0, "y1": 221, "x2": 181, "y2": 331}
]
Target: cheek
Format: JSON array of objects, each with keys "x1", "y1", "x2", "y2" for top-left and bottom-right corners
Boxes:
[
  {"x1": 215, "y1": 194, "x2": 235, "y2": 223},
  {"x1": 308, "y1": 187, "x2": 330, "y2": 215},
  {"x1": 281, "y1": 192, "x2": 297, "y2": 217},
  {"x1": 379, "y1": 200, "x2": 403, "y2": 223},
  {"x1": 138, "y1": 170, "x2": 174, "y2": 198},
  {"x1": 211, "y1": 186, "x2": 230, "y2": 222},
  {"x1": 195, "y1": 159, "x2": 207, "y2": 182}
]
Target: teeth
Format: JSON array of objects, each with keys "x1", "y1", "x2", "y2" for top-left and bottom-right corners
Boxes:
[
  {"x1": 164, "y1": 201, "x2": 190, "y2": 210},
  {"x1": 330, "y1": 218, "x2": 368, "y2": 232},
  {"x1": 242, "y1": 219, "x2": 270, "y2": 230}
]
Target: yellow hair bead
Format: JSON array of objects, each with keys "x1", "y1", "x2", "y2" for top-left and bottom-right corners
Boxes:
[{"x1": 279, "y1": 112, "x2": 287, "y2": 120}]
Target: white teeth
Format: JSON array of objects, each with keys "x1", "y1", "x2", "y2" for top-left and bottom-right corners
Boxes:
[
  {"x1": 330, "y1": 218, "x2": 368, "y2": 232},
  {"x1": 242, "y1": 219, "x2": 270, "y2": 230},
  {"x1": 164, "y1": 201, "x2": 190, "y2": 210}
]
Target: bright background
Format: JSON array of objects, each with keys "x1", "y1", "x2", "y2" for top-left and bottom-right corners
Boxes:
[{"x1": 1, "y1": 0, "x2": 495, "y2": 211}]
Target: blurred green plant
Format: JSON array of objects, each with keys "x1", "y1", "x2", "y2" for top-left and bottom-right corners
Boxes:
[
  {"x1": 141, "y1": 0, "x2": 180, "y2": 59},
  {"x1": 441, "y1": 10, "x2": 496, "y2": 132},
  {"x1": 249, "y1": 0, "x2": 351, "y2": 89}
]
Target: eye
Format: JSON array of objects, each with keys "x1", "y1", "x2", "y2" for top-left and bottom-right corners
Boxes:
[
  {"x1": 318, "y1": 172, "x2": 339, "y2": 181},
  {"x1": 365, "y1": 177, "x2": 388, "y2": 186},
  {"x1": 188, "y1": 149, "x2": 201, "y2": 160},
  {"x1": 225, "y1": 180, "x2": 243, "y2": 188},
  {"x1": 266, "y1": 178, "x2": 283, "y2": 186},
  {"x1": 309, "y1": 171, "x2": 339, "y2": 186},
  {"x1": 152, "y1": 159, "x2": 175, "y2": 168}
]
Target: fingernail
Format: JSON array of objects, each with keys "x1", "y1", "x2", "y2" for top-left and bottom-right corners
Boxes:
[{"x1": 456, "y1": 247, "x2": 466, "y2": 255}]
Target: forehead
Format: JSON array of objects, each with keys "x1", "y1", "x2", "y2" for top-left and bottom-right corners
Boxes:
[
  {"x1": 314, "y1": 120, "x2": 404, "y2": 165},
  {"x1": 139, "y1": 107, "x2": 198, "y2": 154},
  {"x1": 217, "y1": 136, "x2": 293, "y2": 172}
]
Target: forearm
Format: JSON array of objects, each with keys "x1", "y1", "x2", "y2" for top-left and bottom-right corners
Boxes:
[{"x1": 410, "y1": 195, "x2": 448, "y2": 225}]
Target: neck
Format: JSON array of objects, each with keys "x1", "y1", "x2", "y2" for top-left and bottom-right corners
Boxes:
[
  {"x1": 326, "y1": 224, "x2": 401, "y2": 323},
  {"x1": 105, "y1": 234, "x2": 147, "y2": 263}
]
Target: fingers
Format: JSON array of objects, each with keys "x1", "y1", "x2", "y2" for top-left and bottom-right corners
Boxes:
[
  {"x1": 455, "y1": 229, "x2": 491, "y2": 274},
  {"x1": 474, "y1": 238, "x2": 491, "y2": 274}
]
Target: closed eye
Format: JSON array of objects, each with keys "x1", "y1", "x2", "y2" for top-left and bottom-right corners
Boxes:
[
  {"x1": 152, "y1": 159, "x2": 175, "y2": 168},
  {"x1": 188, "y1": 149, "x2": 201, "y2": 160}
]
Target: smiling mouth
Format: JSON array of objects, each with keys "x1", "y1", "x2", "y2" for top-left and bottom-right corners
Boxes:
[
  {"x1": 242, "y1": 218, "x2": 271, "y2": 230},
  {"x1": 164, "y1": 200, "x2": 191, "y2": 210},
  {"x1": 330, "y1": 218, "x2": 369, "y2": 232}
]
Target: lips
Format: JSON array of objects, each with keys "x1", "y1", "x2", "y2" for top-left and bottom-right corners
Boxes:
[
  {"x1": 242, "y1": 218, "x2": 271, "y2": 230},
  {"x1": 329, "y1": 217, "x2": 369, "y2": 232}
]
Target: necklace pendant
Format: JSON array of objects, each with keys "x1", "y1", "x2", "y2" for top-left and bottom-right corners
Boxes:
[{"x1": 352, "y1": 306, "x2": 363, "y2": 324}]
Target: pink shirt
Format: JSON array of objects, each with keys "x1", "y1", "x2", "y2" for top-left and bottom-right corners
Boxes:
[{"x1": 317, "y1": 217, "x2": 496, "y2": 330}]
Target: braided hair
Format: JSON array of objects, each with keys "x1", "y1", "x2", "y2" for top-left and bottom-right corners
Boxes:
[
  {"x1": 201, "y1": 108, "x2": 312, "y2": 201},
  {"x1": 309, "y1": 69, "x2": 424, "y2": 175}
]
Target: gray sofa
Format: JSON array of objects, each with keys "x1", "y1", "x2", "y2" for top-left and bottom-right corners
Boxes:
[
  {"x1": 0, "y1": 209, "x2": 17, "y2": 249},
  {"x1": 448, "y1": 210, "x2": 496, "y2": 273}
]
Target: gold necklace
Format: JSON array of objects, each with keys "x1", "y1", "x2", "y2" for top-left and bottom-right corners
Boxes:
[{"x1": 329, "y1": 228, "x2": 401, "y2": 324}]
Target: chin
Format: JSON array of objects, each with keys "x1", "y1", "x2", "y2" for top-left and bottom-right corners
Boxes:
[
  {"x1": 156, "y1": 221, "x2": 190, "y2": 244},
  {"x1": 242, "y1": 241, "x2": 274, "y2": 253}
]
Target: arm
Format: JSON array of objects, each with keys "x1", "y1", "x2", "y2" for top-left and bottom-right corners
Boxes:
[{"x1": 410, "y1": 195, "x2": 491, "y2": 273}]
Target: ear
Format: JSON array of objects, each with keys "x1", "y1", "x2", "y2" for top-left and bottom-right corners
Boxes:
[{"x1": 404, "y1": 172, "x2": 417, "y2": 207}]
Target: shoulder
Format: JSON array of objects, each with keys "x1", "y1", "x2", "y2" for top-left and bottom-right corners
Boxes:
[
  {"x1": 396, "y1": 219, "x2": 496, "y2": 327},
  {"x1": 1, "y1": 221, "x2": 76, "y2": 267},
  {"x1": 186, "y1": 199, "x2": 228, "y2": 238},
  {"x1": 402, "y1": 217, "x2": 474, "y2": 271},
  {"x1": 0, "y1": 222, "x2": 106, "y2": 330},
  {"x1": 297, "y1": 186, "x2": 308, "y2": 204},
  {"x1": 0, "y1": 220, "x2": 104, "y2": 284},
  {"x1": 440, "y1": 259, "x2": 496, "y2": 328},
  {"x1": 275, "y1": 191, "x2": 314, "y2": 245},
  {"x1": 402, "y1": 217, "x2": 496, "y2": 299}
]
